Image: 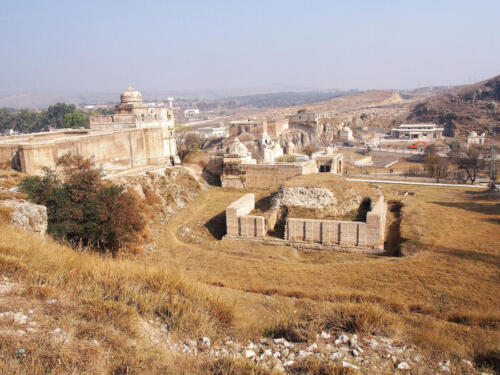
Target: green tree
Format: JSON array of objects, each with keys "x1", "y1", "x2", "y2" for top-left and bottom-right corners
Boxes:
[
  {"x1": 46, "y1": 103, "x2": 76, "y2": 128},
  {"x1": 20, "y1": 154, "x2": 145, "y2": 254},
  {"x1": 63, "y1": 109, "x2": 88, "y2": 128}
]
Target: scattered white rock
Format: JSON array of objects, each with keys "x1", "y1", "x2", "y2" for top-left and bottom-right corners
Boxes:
[
  {"x1": 307, "y1": 343, "x2": 317, "y2": 352},
  {"x1": 352, "y1": 349, "x2": 359, "y2": 357},
  {"x1": 244, "y1": 349, "x2": 256, "y2": 359},
  {"x1": 338, "y1": 334, "x2": 349, "y2": 344},
  {"x1": 320, "y1": 331, "x2": 331, "y2": 339},
  {"x1": 329, "y1": 352, "x2": 343, "y2": 360},
  {"x1": 46, "y1": 299, "x2": 58, "y2": 304},
  {"x1": 342, "y1": 361, "x2": 360, "y2": 370},
  {"x1": 397, "y1": 362, "x2": 410, "y2": 370},
  {"x1": 283, "y1": 360, "x2": 294, "y2": 367},
  {"x1": 461, "y1": 359, "x2": 473, "y2": 367},
  {"x1": 200, "y1": 336, "x2": 211, "y2": 347},
  {"x1": 51, "y1": 328, "x2": 71, "y2": 345},
  {"x1": 440, "y1": 365, "x2": 451, "y2": 373}
]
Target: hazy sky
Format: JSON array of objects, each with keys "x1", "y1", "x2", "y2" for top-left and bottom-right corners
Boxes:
[{"x1": 1, "y1": 0, "x2": 499, "y2": 93}]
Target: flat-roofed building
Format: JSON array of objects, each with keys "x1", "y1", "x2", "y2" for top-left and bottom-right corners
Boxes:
[
  {"x1": 198, "y1": 126, "x2": 228, "y2": 139},
  {"x1": 288, "y1": 111, "x2": 336, "y2": 124},
  {"x1": 184, "y1": 109, "x2": 200, "y2": 122},
  {"x1": 390, "y1": 124, "x2": 443, "y2": 140},
  {"x1": 229, "y1": 118, "x2": 288, "y2": 138}
]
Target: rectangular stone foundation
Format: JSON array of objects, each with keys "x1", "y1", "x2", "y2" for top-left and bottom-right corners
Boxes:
[{"x1": 225, "y1": 194, "x2": 387, "y2": 253}]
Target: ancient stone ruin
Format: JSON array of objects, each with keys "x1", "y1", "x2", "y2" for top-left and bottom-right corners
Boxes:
[{"x1": 224, "y1": 187, "x2": 387, "y2": 254}]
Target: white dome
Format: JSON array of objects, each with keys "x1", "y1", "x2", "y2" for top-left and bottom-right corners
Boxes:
[
  {"x1": 342, "y1": 126, "x2": 351, "y2": 131},
  {"x1": 228, "y1": 139, "x2": 249, "y2": 156},
  {"x1": 287, "y1": 141, "x2": 294, "y2": 147},
  {"x1": 469, "y1": 131, "x2": 478, "y2": 137},
  {"x1": 120, "y1": 86, "x2": 143, "y2": 104}
]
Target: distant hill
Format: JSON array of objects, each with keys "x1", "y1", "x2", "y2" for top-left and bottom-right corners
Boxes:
[{"x1": 406, "y1": 75, "x2": 500, "y2": 136}]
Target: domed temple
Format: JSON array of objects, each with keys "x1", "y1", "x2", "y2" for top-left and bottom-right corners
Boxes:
[
  {"x1": 90, "y1": 86, "x2": 175, "y2": 130},
  {"x1": 89, "y1": 86, "x2": 178, "y2": 164},
  {"x1": 0, "y1": 87, "x2": 179, "y2": 174}
]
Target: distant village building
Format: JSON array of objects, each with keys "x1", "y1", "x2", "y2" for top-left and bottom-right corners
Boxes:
[
  {"x1": 390, "y1": 124, "x2": 443, "y2": 140},
  {"x1": 229, "y1": 118, "x2": 288, "y2": 138},
  {"x1": 198, "y1": 126, "x2": 228, "y2": 139},
  {"x1": 467, "y1": 131, "x2": 486, "y2": 145},
  {"x1": 288, "y1": 111, "x2": 336, "y2": 124},
  {"x1": 184, "y1": 109, "x2": 200, "y2": 122},
  {"x1": 340, "y1": 126, "x2": 354, "y2": 141}
]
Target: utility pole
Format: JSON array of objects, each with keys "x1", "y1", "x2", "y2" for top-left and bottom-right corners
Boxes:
[{"x1": 490, "y1": 131, "x2": 497, "y2": 192}]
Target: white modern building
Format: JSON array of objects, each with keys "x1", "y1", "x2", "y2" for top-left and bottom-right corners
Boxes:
[
  {"x1": 184, "y1": 109, "x2": 200, "y2": 122},
  {"x1": 390, "y1": 124, "x2": 443, "y2": 140},
  {"x1": 289, "y1": 111, "x2": 336, "y2": 123},
  {"x1": 340, "y1": 126, "x2": 354, "y2": 141},
  {"x1": 198, "y1": 126, "x2": 228, "y2": 139}
]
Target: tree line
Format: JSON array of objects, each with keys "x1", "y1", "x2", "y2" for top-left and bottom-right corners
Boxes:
[{"x1": 0, "y1": 103, "x2": 89, "y2": 134}]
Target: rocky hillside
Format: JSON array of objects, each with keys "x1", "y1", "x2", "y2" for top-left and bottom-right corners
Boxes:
[{"x1": 406, "y1": 75, "x2": 500, "y2": 136}]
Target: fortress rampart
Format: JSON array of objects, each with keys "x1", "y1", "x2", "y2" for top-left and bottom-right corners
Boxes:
[{"x1": 0, "y1": 127, "x2": 175, "y2": 174}]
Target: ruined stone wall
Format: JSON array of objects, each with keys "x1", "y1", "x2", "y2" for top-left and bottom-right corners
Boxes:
[
  {"x1": 0, "y1": 144, "x2": 19, "y2": 169},
  {"x1": 14, "y1": 128, "x2": 167, "y2": 174},
  {"x1": 266, "y1": 119, "x2": 288, "y2": 138},
  {"x1": 238, "y1": 160, "x2": 317, "y2": 188},
  {"x1": 366, "y1": 195, "x2": 386, "y2": 249},
  {"x1": 285, "y1": 195, "x2": 386, "y2": 250},
  {"x1": 225, "y1": 194, "x2": 265, "y2": 238}
]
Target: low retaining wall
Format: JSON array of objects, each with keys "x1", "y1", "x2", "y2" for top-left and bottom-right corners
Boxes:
[
  {"x1": 224, "y1": 194, "x2": 387, "y2": 253},
  {"x1": 225, "y1": 193, "x2": 265, "y2": 238},
  {"x1": 285, "y1": 195, "x2": 386, "y2": 250}
]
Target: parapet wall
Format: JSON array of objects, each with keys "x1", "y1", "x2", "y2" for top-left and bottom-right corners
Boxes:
[
  {"x1": 225, "y1": 194, "x2": 265, "y2": 238},
  {"x1": 285, "y1": 195, "x2": 386, "y2": 250}
]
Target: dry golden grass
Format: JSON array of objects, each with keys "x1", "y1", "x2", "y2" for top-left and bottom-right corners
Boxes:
[
  {"x1": 0, "y1": 224, "x2": 237, "y2": 374},
  {"x1": 149, "y1": 174, "x2": 499, "y2": 361},
  {"x1": 0, "y1": 169, "x2": 25, "y2": 189},
  {"x1": 0, "y1": 172, "x2": 498, "y2": 373}
]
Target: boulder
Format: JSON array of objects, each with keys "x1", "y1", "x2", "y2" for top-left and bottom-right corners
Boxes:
[{"x1": 0, "y1": 199, "x2": 47, "y2": 234}]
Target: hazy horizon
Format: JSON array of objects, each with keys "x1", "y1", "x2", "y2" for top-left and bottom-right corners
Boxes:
[{"x1": 1, "y1": 0, "x2": 499, "y2": 94}]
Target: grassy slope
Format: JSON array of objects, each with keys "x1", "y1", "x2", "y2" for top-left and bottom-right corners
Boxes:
[
  {"x1": 150, "y1": 175, "x2": 499, "y2": 358},
  {"x1": 0, "y1": 172, "x2": 498, "y2": 373}
]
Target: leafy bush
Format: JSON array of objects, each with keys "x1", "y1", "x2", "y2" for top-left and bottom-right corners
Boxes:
[{"x1": 20, "y1": 153, "x2": 145, "y2": 254}]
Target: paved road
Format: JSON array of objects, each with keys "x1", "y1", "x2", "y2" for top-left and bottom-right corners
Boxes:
[{"x1": 345, "y1": 178, "x2": 485, "y2": 188}]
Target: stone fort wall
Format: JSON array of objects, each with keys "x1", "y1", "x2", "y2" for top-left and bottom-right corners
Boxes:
[{"x1": 0, "y1": 128, "x2": 170, "y2": 175}]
